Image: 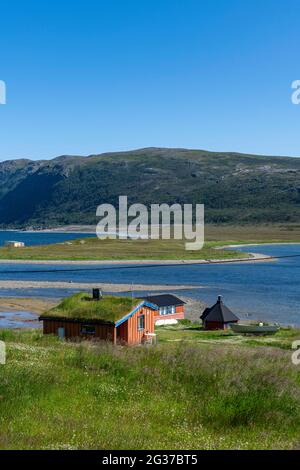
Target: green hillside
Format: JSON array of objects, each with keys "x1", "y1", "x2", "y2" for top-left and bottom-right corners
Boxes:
[{"x1": 0, "y1": 148, "x2": 299, "y2": 227}]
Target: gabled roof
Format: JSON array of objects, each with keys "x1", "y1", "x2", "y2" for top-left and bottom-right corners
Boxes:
[
  {"x1": 200, "y1": 296, "x2": 239, "y2": 323},
  {"x1": 142, "y1": 294, "x2": 185, "y2": 307},
  {"x1": 115, "y1": 301, "x2": 158, "y2": 327}
]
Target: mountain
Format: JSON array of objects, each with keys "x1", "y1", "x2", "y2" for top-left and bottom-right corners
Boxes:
[{"x1": 0, "y1": 147, "x2": 299, "y2": 228}]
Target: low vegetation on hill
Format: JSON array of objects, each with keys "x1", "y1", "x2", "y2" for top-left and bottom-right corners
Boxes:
[
  {"x1": 0, "y1": 148, "x2": 300, "y2": 227},
  {"x1": 0, "y1": 329, "x2": 300, "y2": 450}
]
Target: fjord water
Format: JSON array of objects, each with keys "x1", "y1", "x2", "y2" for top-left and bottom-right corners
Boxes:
[
  {"x1": 0, "y1": 240, "x2": 299, "y2": 325},
  {"x1": 0, "y1": 231, "x2": 94, "y2": 246}
]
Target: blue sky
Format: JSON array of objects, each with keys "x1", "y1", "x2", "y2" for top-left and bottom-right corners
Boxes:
[{"x1": 0, "y1": 0, "x2": 300, "y2": 160}]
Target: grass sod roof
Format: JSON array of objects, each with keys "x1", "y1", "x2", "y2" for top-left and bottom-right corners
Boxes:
[{"x1": 41, "y1": 293, "x2": 139, "y2": 324}]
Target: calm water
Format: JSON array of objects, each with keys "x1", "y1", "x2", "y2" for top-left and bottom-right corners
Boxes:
[
  {"x1": 0, "y1": 230, "x2": 95, "y2": 246},
  {"x1": 0, "y1": 311, "x2": 39, "y2": 329},
  {"x1": 0, "y1": 243, "x2": 299, "y2": 326}
]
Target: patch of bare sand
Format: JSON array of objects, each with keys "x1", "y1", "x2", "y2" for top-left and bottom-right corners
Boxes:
[
  {"x1": 0, "y1": 280, "x2": 200, "y2": 292},
  {"x1": 0, "y1": 297, "x2": 58, "y2": 314}
]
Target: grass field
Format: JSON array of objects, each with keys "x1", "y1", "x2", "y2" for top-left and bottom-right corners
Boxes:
[
  {"x1": 205, "y1": 223, "x2": 300, "y2": 243},
  {"x1": 0, "y1": 224, "x2": 299, "y2": 261},
  {"x1": 156, "y1": 321, "x2": 300, "y2": 350},
  {"x1": 0, "y1": 238, "x2": 245, "y2": 261},
  {"x1": 1, "y1": 327, "x2": 300, "y2": 450}
]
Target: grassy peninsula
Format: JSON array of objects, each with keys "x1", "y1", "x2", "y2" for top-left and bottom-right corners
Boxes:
[
  {"x1": 0, "y1": 224, "x2": 298, "y2": 262},
  {"x1": 0, "y1": 238, "x2": 245, "y2": 262}
]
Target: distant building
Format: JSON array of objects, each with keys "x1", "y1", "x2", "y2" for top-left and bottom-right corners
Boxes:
[
  {"x1": 39, "y1": 293, "x2": 158, "y2": 345},
  {"x1": 4, "y1": 241, "x2": 25, "y2": 248},
  {"x1": 143, "y1": 294, "x2": 185, "y2": 325},
  {"x1": 200, "y1": 296, "x2": 239, "y2": 330}
]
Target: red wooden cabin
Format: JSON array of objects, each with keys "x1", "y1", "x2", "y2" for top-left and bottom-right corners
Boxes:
[{"x1": 39, "y1": 295, "x2": 158, "y2": 345}]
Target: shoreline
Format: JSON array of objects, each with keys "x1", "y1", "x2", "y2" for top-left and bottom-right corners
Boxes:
[
  {"x1": 0, "y1": 297, "x2": 57, "y2": 314},
  {"x1": 0, "y1": 226, "x2": 96, "y2": 234},
  {"x1": 0, "y1": 251, "x2": 272, "y2": 265},
  {"x1": 0, "y1": 294, "x2": 297, "y2": 329},
  {"x1": 223, "y1": 242, "x2": 300, "y2": 248},
  {"x1": 0, "y1": 280, "x2": 201, "y2": 291}
]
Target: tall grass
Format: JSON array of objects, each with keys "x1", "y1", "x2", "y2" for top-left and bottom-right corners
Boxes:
[{"x1": 0, "y1": 331, "x2": 300, "y2": 449}]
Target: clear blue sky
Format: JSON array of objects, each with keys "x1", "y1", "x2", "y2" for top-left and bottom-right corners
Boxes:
[{"x1": 1, "y1": 0, "x2": 300, "y2": 160}]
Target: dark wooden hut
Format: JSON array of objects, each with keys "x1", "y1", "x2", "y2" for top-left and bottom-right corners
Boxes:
[{"x1": 200, "y1": 296, "x2": 239, "y2": 330}]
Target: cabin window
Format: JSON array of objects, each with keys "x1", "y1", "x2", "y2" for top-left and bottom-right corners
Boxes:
[
  {"x1": 138, "y1": 315, "x2": 145, "y2": 331},
  {"x1": 81, "y1": 325, "x2": 96, "y2": 335}
]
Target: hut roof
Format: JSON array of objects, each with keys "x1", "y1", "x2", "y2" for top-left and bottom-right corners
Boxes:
[
  {"x1": 142, "y1": 294, "x2": 185, "y2": 307},
  {"x1": 39, "y1": 292, "x2": 158, "y2": 325},
  {"x1": 200, "y1": 296, "x2": 239, "y2": 323}
]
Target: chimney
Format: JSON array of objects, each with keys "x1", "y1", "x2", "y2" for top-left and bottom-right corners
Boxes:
[{"x1": 92, "y1": 288, "x2": 102, "y2": 301}]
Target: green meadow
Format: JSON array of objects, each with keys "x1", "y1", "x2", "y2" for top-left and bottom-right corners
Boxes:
[
  {"x1": 1, "y1": 326, "x2": 300, "y2": 450},
  {"x1": 0, "y1": 238, "x2": 244, "y2": 261}
]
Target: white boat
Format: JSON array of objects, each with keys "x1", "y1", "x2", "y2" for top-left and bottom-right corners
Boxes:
[{"x1": 229, "y1": 322, "x2": 280, "y2": 335}]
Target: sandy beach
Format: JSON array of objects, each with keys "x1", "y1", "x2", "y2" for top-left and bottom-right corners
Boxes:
[
  {"x1": 0, "y1": 280, "x2": 201, "y2": 291},
  {"x1": 0, "y1": 297, "x2": 57, "y2": 313}
]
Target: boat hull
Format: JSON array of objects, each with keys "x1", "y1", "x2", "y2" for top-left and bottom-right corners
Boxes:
[{"x1": 229, "y1": 323, "x2": 280, "y2": 335}]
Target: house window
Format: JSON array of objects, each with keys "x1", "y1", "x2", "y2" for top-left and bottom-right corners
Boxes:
[
  {"x1": 160, "y1": 306, "x2": 176, "y2": 315},
  {"x1": 138, "y1": 315, "x2": 145, "y2": 331},
  {"x1": 81, "y1": 325, "x2": 96, "y2": 335}
]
